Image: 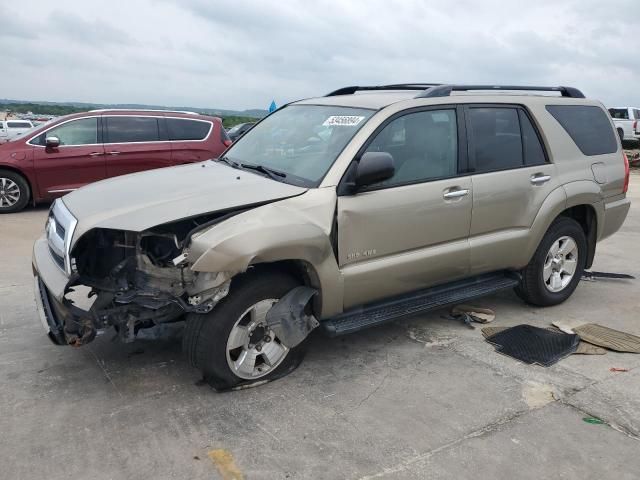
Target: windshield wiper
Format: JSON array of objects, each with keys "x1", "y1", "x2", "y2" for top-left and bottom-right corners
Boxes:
[
  {"x1": 239, "y1": 163, "x2": 287, "y2": 181},
  {"x1": 216, "y1": 157, "x2": 286, "y2": 181},
  {"x1": 216, "y1": 156, "x2": 241, "y2": 168}
]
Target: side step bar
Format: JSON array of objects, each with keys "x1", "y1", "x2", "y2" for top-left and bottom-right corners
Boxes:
[{"x1": 320, "y1": 271, "x2": 520, "y2": 337}]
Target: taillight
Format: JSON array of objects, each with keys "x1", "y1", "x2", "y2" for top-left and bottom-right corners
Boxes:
[
  {"x1": 634, "y1": 120, "x2": 638, "y2": 131},
  {"x1": 623, "y1": 153, "x2": 630, "y2": 194},
  {"x1": 223, "y1": 139, "x2": 232, "y2": 147}
]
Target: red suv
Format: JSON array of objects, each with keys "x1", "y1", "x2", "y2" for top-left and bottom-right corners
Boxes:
[{"x1": 0, "y1": 109, "x2": 231, "y2": 213}]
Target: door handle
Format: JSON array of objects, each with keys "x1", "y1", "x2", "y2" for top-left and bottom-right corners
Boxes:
[
  {"x1": 530, "y1": 174, "x2": 551, "y2": 185},
  {"x1": 443, "y1": 188, "x2": 470, "y2": 199},
  {"x1": 107, "y1": 151, "x2": 121, "y2": 155},
  {"x1": 89, "y1": 152, "x2": 104, "y2": 157}
]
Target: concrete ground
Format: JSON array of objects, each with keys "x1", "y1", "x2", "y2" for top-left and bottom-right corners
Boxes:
[{"x1": 1, "y1": 175, "x2": 639, "y2": 480}]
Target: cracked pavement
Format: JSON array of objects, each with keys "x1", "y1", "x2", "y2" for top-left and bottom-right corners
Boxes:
[{"x1": 1, "y1": 174, "x2": 638, "y2": 479}]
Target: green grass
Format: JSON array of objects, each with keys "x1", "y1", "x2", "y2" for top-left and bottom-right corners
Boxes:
[{"x1": 0, "y1": 102, "x2": 89, "y2": 116}]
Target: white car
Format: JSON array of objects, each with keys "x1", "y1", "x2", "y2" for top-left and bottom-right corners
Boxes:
[
  {"x1": 608, "y1": 107, "x2": 640, "y2": 144},
  {"x1": 0, "y1": 119, "x2": 34, "y2": 143}
]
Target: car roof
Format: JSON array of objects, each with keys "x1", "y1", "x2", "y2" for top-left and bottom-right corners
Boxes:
[
  {"x1": 293, "y1": 84, "x2": 593, "y2": 111},
  {"x1": 88, "y1": 109, "x2": 221, "y2": 121},
  {"x1": 293, "y1": 91, "x2": 417, "y2": 110}
]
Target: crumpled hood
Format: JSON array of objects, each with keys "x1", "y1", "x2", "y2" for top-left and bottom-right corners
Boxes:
[{"x1": 63, "y1": 161, "x2": 307, "y2": 240}]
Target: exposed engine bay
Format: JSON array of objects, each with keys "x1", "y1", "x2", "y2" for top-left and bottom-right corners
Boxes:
[{"x1": 62, "y1": 210, "x2": 241, "y2": 346}]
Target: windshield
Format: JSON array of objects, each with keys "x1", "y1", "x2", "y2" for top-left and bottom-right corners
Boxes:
[{"x1": 222, "y1": 105, "x2": 374, "y2": 186}]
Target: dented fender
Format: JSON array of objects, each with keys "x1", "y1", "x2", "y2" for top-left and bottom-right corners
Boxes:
[{"x1": 189, "y1": 189, "x2": 344, "y2": 318}]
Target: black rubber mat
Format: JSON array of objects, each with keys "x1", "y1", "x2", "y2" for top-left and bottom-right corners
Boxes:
[{"x1": 485, "y1": 324, "x2": 580, "y2": 367}]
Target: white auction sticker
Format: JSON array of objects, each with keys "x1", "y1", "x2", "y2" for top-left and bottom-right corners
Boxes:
[{"x1": 323, "y1": 115, "x2": 365, "y2": 127}]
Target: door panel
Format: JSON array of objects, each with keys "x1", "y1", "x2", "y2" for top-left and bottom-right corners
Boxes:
[
  {"x1": 105, "y1": 142, "x2": 172, "y2": 177},
  {"x1": 465, "y1": 105, "x2": 559, "y2": 273},
  {"x1": 337, "y1": 107, "x2": 471, "y2": 309},
  {"x1": 338, "y1": 178, "x2": 472, "y2": 308},
  {"x1": 32, "y1": 117, "x2": 105, "y2": 198},
  {"x1": 469, "y1": 164, "x2": 557, "y2": 273},
  {"x1": 104, "y1": 116, "x2": 172, "y2": 177}
]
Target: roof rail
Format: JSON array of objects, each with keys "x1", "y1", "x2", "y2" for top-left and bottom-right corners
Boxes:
[
  {"x1": 326, "y1": 83, "x2": 442, "y2": 96},
  {"x1": 416, "y1": 85, "x2": 585, "y2": 99},
  {"x1": 88, "y1": 108, "x2": 199, "y2": 114}
]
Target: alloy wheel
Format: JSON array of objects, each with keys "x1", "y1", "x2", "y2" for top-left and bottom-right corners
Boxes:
[
  {"x1": 0, "y1": 178, "x2": 20, "y2": 208},
  {"x1": 543, "y1": 235, "x2": 578, "y2": 292},
  {"x1": 225, "y1": 298, "x2": 290, "y2": 380}
]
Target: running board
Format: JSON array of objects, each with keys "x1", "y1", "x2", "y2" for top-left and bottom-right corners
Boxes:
[{"x1": 321, "y1": 271, "x2": 520, "y2": 337}]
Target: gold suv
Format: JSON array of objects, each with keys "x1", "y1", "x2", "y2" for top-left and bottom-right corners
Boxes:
[{"x1": 33, "y1": 84, "x2": 631, "y2": 389}]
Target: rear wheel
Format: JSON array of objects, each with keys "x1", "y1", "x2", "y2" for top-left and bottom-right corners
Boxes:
[
  {"x1": 191, "y1": 271, "x2": 308, "y2": 390},
  {"x1": 516, "y1": 217, "x2": 586, "y2": 306},
  {"x1": 0, "y1": 170, "x2": 30, "y2": 213}
]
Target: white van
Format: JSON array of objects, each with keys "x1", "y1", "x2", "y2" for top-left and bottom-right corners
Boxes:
[{"x1": 0, "y1": 119, "x2": 34, "y2": 143}]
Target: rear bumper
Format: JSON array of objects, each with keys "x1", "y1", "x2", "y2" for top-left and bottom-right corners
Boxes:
[{"x1": 600, "y1": 196, "x2": 631, "y2": 241}]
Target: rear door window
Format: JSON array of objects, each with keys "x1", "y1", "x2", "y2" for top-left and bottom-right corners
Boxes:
[
  {"x1": 166, "y1": 118, "x2": 212, "y2": 141},
  {"x1": 634, "y1": 109, "x2": 640, "y2": 120},
  {"x1": 518, "y1": 110, "x2": 547, "y2": 166},
  {"x1": 467, "y1": 107, "x2": 523, "y2": 172},
  {"x1": 547, "y1": 105, "x2": 617, "y2": 156},
  {"x1": 106, "y1": 116, "x2": 160, "y2": 143}
]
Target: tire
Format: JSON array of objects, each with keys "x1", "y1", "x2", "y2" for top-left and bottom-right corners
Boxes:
[
  {"x1": 182, "y1": 314, "x2": 205, "y2": 368},
  {"x1": 516, "y1": 216, "x2": 586, "y2": 307},
  {"x1": 193, "y1": 271, "x2": 308, "y2": 391},
  {"x1": 0, "y1": 169, "x2": 30, "y2": 213}
]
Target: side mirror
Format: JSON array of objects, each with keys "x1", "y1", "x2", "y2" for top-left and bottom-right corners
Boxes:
[
  {"x1": 45, "y1": 136, "x2": 60, "y2": 148},
  {"x1": 355, "y1": 151, "x2": 395, "y2": 188}
]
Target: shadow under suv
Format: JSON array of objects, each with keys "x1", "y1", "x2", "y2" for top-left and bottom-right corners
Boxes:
[{"x1": 0, "y1": 109, "x2": 230, "y2": 213}]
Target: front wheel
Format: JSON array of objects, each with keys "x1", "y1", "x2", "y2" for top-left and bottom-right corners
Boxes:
[
  {"x1": 0, "y1": 170, "x2": 30, "y2": 213},
  {"x1": 191, "y1": 271, "x2": 308, "y2": 390},
  {"x1": 516, "y1": 217, "x2": 586, "y2": 306}
]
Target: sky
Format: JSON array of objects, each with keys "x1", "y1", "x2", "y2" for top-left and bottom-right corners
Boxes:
[{"x1": 0, "y1": 0, "x2": 638, "y2": 111}]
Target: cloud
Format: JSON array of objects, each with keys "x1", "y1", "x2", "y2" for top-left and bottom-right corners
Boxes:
[
  {"x1": 0, "y1": 6, "x2": 39, "y2": 39},
  {"x1": 0, "y1": 0, "x2": 637, "y2": 110},
  {"x1": 47, "y1": 11, "x2": 137, "y2": 46}
]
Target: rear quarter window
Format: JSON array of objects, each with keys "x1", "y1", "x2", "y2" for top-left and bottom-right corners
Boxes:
[
  {"x1": 166, "y1": 118, "x2": 212, "y2": 141},
  {"x1": 546, "y1": 105, "x2": 617, "y2": 156}
]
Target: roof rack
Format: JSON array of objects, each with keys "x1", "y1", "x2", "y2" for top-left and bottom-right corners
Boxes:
[
  {"x1": 416, "y1": 85, "x2": 585, "y2": 99},
  {"x1": 88, "y1": 108, "x2": 199, "y2": 114},
  {"x1": 326, "y1": 83, "x2": 442, "y2": 96}
]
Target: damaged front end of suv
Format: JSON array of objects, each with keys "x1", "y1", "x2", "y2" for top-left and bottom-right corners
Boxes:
[{"x1": 41, "y1": 202, "x2": 239, "y2": 347}]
